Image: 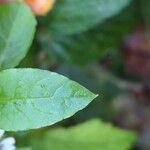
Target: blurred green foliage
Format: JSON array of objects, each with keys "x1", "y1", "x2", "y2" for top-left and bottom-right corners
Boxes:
[
  {"x1": 32, "y1": 119, "x2": 137, "y2": 150},
  {"x1": 1, "y1": 0, "x2": 148, "y2": 149},
  {"x1": 42, "y1": 0, "x2": 131, "y2": 35},
  {"x1": 37, "y1": 0, "x2": 140, "y2": 66}
]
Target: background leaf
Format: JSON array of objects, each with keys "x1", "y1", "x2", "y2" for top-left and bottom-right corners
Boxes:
[
  {"x1": 43, "y1": 0, "x2": 131, "y2": 35},
  {"x1": 0, "y1": 2, "x2": 36, "y2": 70},
  {"x1": 38, "y1": 1, "x2": 140, "y2": 65},
  {"x1": 0, "y1": 69, "x2": 97, "y2": 131},
  {"x1": 32, "y1": 119, "x2": 137, "y2": 150}
]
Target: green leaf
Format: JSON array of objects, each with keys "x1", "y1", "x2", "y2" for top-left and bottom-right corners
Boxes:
[
  {"x1": 0, "y1": 69, "x2": 97, "y2": 131},
  {"x1": 39, "y1": 1, "x2": 139, "y2": 65},
  {"x1": 32, "y1": 119, "x2": 137, "y2": 150},
  {"x1": 0, "y1": 2, "x2": 36, "y2": 70},
  {"x1": 46, "y1": 0, "x2": 131, "y2": 35}
]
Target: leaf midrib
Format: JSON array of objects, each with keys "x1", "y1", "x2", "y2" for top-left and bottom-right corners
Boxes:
[{"x1": 0, "y1": 95, "x2": 92, "y2": 104}]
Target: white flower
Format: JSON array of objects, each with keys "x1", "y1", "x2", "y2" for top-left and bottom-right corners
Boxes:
[
  {"x1": 0, "y1": 130, "x2": 5, "y2": 139},
  {"x1": 0, "y1": 129, "x2": 16, "y2": 150}
]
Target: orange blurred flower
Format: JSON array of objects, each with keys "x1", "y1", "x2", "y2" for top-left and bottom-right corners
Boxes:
[{"x1": 24, "y1": 0, "x2": 55, "y2": 16}]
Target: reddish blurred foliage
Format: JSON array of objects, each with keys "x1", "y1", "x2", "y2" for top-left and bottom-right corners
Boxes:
[
  {"x1": 122, "y1": 28, "x2": 150, "y2": 78},
  {"x1": 0, "y1": 0, "x2": 13, "y2": 3}
]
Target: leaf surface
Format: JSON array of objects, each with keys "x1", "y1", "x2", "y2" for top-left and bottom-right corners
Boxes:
[
  {"x1": 0, "y1": 69, "x2": 97, "y2": 131},
  {"x1": 0, "y1": 2, "x2": 36, "y2": 70}
]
